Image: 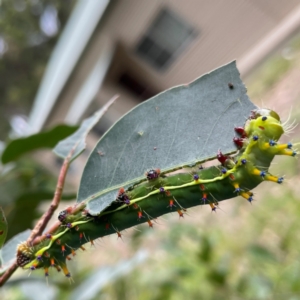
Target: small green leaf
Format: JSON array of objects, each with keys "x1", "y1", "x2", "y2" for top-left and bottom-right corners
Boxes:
[
  {"x1": 1, "y1": 125, "x2": 79, "y2": 164},
  {"x1": 0, "y1": 207, "x2": 8, "y2": 249},
  {"x1": 53, "y1": 96, "x2": 117, "y2": 162}
]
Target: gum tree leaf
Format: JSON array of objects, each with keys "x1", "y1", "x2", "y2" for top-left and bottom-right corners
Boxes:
[
  {"x1": 1, "y1": 125, "x2": 78, "y2": 164},
  {"x1": 53, "y1": 96, "x2": 117, "y2": 162},
  {"x1": 77, "y1": 61, "x2": 256, "y2": 215}
]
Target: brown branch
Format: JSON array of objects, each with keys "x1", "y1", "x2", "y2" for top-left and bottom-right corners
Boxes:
[
  {"x1": 0, "y1": 261, "x2": 18, "y2": 287},
  {"x1": 27, "y1": 152, "x2": 72, "y2": 245}
]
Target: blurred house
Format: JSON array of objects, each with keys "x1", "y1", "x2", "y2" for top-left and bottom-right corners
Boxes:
[{"x1": 27, "y1": 0, "x2": 300, "y2": 181}]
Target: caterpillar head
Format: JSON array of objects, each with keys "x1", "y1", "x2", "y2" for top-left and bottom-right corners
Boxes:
[
  {"x1": 16, "y1": 242, "x2": 36, "y2": 268},
  {"x1": 245, "y1": 109, "x2": 284, "y2": 140}
]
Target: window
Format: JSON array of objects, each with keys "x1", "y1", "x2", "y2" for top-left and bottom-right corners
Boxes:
[
  {"x1": 136, "y1": 8, "x2": 197, "y2": 70},
  {"x1": 118, "y1": 72, "x2": 158, "y2": 100}
]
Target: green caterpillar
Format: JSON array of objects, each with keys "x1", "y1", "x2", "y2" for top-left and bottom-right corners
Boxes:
[{"x1": 16, "y1": 108, "x2": 297, "y2": 278}]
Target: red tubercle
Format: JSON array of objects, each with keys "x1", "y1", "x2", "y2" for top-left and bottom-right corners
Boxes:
[
  {"x1": 147, "y1": 220, "x2": 154, "y2": 228},
  {"x1": 50, "y1": 258, "x2": 55, "y2": 267},
  {"x1": 118, "y1": 187, "x2": 125, "y2": 195},
  {"x1": 229, "y1": 174, "x2": 235, "y2": 180},
  {"x1": 177, "y1": 209, "x2": 184, "y2": 218},
  {"x1": 137, "y1": 211, "x2": 143, "y2": 220},
  {"x1": 233, "y1": 137, "x2": 244, "y2": 148},
  {"x1": 79, "y1": 232, "x2": 83, "y2": 240},
  {"x1": 117, "y1": 187, "x2": 131, "y2": 205},
  {"x1": 234, "y1": 127, "x2": 247, "y2": 138},
  {"x1": 200, "y1": 184, "x2": 205, "y2": 191},
  {"x1": 105, "y1": 223, "x2": 110, "y2": 230},
  {"x1": 133, "y1": 203, "x2": 139, "y2": 209},
  {"x1": 66, "y1": 207, "x2": 73, "y2": 214},
  {"x1": 168, "y1": 199, "x2": 175, "y2": 208},
  {"x1": 217, "y1": 150, "x2": 229, "y2": 165},
  {"x1": 61, "y1": 245, "x2": 66, "y2": 255}
]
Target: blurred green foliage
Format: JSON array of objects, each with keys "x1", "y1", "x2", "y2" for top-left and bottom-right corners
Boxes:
[
  {"x1": 247, "y1": 34, "x2": 300, "y2": 100},
  {"x1": 0, "y1": 158, "x2": 75, "y2": 240},
  {"x1": 0, "y1": 0, "x2": 75, "y2": 139}
]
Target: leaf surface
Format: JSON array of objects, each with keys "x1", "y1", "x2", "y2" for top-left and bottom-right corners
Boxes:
[
  {"x1": 53, "y1": 96, "x2": 117, "y2": 162},
  {"x1": 77, "y1": 61, "x2": 256, "y2": 214}
]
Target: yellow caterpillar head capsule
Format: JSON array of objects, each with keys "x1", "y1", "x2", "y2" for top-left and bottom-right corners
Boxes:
[{"x1": 245, "y1": 108, "x2": 284, "y2": 140}]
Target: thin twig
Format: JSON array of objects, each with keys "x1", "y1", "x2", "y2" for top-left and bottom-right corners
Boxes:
[{"x1": 27, "y1": 150, "x2": 73, "y2": 245}]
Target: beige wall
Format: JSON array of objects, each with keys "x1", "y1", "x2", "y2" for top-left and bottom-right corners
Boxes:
[{"x1": 46, "y1": 0, "x2": 300, "y2": 128}]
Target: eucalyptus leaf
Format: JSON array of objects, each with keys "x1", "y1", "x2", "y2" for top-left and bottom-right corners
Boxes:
[
  {"x1": 77, "y1": 61, "x2": 256, "y2": 215},
  {"x1": 1, "y1": 125, "x2": 78, "y2": 164},
  {"x1": 53, "y1": 96, "x2": 117, "y2": 162}
]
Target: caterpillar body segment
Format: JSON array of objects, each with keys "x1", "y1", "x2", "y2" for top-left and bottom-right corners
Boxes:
[{"x1": 16, "y1": 109, "x2": 298, "y2": 278}]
